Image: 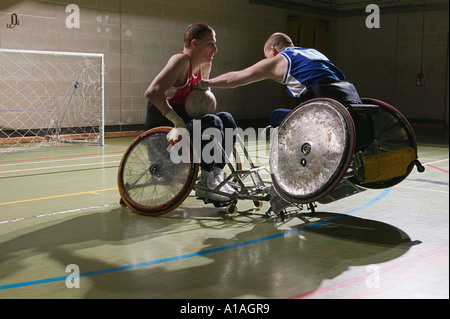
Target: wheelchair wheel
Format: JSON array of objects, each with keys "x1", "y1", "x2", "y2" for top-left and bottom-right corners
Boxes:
[
  {"x1": 270, "y1": 98, "x2": 356, "y2": 204},
  {"x1": 351, "y1": 98, "x2": 419, "y2": 189},
  {"x1": 118, "y1": 126, "x2": 199, "y2": 216}
]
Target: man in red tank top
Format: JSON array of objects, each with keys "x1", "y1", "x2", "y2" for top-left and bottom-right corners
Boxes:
[{"x1": 144, "y1": 23, "x2": 237, "y2": 202}]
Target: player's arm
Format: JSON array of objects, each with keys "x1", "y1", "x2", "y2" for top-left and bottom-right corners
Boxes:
[
  {"x1": 144, "y1": 54, "x2": 189, "y2": 144},
  {"x1": 201, "y1": 63, "x2": 212, "y2": 80},
  {"x1": 204, "y1": 55, "x2": 286, "y2": 88}
]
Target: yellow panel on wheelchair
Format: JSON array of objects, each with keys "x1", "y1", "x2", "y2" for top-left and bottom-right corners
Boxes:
[
  {"x1": 350, "y1": 97, "x2": 422, "y2": 189},
  {"x1": 361, "y1": 147, "x2": 416, "y2": 184}
]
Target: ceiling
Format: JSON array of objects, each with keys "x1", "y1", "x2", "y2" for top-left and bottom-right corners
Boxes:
[{"x1": 250, "y1": 0, "x2": 449, "y2": 15}]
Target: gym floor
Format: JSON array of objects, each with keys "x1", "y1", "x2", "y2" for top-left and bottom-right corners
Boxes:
[{"x1": 0, "y1": 124, "x2": 448, "y2": 300}]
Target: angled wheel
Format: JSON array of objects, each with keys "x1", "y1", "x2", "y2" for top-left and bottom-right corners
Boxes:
[
  {"x1": 118, "y1": 126, "x2": 199, "y2": 216},
  {"x1": 351, "y1": 98, "x2": 420, "y2": 189},
  {"x1": 270, "y1": 98, "x2": 356, "y2": 204}
]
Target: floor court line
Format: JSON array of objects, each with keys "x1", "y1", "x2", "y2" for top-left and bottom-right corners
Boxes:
[
  {"x1": 0, "y1": 154, "x2": 123, "y2": 168},
  {"x1": 0, "y1": 145, "x2": 113, "y2": 159},
  {"x1": 423, "y1": 158, "x2": 449, "y2": 165},
  {"x1": 347, "y1": 250, "x2": 449, "y2": 299},
  {"x1": 395, "y1": 186, "x2": 448, "y2": 193},
  {"x1": 0, "y1": 188, "x2": 392, "y2": 291},
  {"x1": 0, "y1": 187, "x2": 117, "y2": 206},
  {"x1": 288, "y1": 241, "x2": 449, "y2": 299},
  {"x1": 1, "y1": 149, "x2": 447, "y2": 295},
  {"x1": 424, "y1": 163, "x2": 449, "y2": 174},
  {"x1": 0, "y1": 151, "x2": 124, "y2": 165},
  {"x1": 0, "y1": 161, "x2": 120, "y2": 175},
  {"x1": 0, "y1": 204, "x2": 117, "y2": 225}
]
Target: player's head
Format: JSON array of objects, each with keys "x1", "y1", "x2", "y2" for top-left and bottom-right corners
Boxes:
[
  {"x1": 184, "y1": 23, "x2": 215, "y2": 48},
  {"x1": 184, "y1": 23, "x2": 217, "y2": 64},
  {"x1": 264, "y1": 32, "x2": 293, "y2": 58}
]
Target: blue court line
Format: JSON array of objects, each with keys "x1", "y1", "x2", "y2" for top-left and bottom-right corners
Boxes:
[
  {"x1": 0, "y1": 188, "x2": 391, "y2": 291},
  {"x1": 408, "y1": 178, "x2": 449, "y2": 187}
]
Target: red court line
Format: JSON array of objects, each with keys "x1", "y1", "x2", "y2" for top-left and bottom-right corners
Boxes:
[
  {"x1": 0, "y1": 151, "x2": 124, "y2": 164},
  {"x1": 287, "y1": 241, "x2": 449, "y2": 299},
  {"x1": 424, "y1": 163, "x2": 449, "y2": 174},
  {"x1": 347, "y1": 251, "x2": 449, "y2": 299}
]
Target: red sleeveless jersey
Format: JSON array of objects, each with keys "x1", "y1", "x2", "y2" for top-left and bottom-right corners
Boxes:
[{"x1": 165, "y1": 52, "x2": 202, "y2": 105}]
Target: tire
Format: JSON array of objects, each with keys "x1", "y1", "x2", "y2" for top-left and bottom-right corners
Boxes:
[{"x1": 118, "y1": 126, "x2": 199, "y2": 216}]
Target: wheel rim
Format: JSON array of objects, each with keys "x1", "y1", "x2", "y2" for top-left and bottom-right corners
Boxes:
[{"x1": 118, "y1": 127, "x2": 197, "y2": 215}]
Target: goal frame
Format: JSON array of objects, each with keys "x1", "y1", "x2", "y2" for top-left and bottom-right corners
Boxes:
[{"x1": 0, "y1": 48, "x2": 105, "y2": 147}]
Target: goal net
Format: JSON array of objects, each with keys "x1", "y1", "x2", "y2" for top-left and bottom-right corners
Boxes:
[{"x1": 0, "y1": 49, "x2": 104, "y2": 153}]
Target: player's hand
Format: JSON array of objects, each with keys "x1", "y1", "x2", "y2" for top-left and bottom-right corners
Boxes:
[
  {"x1": 194, "y1": 81, "x2": 210, "y2": 91},
  {"x1": 167, "y1": 127, "x2": 186, "y2": 145},
  {"x1": 163, "y1": 108, "x2": 187, "y2": 145}
]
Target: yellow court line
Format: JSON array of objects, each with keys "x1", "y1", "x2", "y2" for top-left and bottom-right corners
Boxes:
[{"x1": 0, "y1": 187, "x2": 118, "y2": 206}]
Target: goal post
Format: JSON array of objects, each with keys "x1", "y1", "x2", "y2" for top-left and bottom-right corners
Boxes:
[{"x1": 0, "y1": 49, "x2": 104, "y2": 152}]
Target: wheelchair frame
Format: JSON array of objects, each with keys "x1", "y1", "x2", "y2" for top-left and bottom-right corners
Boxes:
[{"x1": 117, "y1": 98, "x2": 424, "y2": 219}]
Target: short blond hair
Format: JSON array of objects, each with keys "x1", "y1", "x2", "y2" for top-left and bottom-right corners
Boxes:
[
  {"x1": 264, "y1": 32, "x2": 294, "y2": 51},
  {"x1": 184, "y1": 23, "x2": 214, "y2": 47}
]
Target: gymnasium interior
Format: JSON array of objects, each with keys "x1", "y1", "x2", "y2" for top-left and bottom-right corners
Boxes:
[{"x1": 0, "y1": 0, "x2": 448, "y2": 301}]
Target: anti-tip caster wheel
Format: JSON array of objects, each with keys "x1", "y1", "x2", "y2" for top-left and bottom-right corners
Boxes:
[
  {"x1": 119, "y1": 197, "x2": 127, "y2": 208},
  {"x1": 253, "y1": 200, "x2": 263, "y2": 211},
  {"x1": 225, "y1": 204, "x2": 238, "y2": 218}
]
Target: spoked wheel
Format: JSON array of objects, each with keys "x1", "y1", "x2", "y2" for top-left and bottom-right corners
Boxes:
[
  {"x1": 351, "y1": 98, "x2": 421, "y2": 189},
  {"x1": 270, "y1": 98, "x2": 356, "y2": 204},
  {"x1": 118, "y1": 126, "x2": 199, "y2": 216}
]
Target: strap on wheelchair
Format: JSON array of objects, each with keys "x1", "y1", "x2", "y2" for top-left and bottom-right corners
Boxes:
[{"x1": 347, "y1": 104, "x2": 380, "y2": 113}]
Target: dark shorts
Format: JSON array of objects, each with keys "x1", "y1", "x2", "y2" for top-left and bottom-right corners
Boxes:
[{"x1": 145, "y1": 101, "x2": 237, "y2": 171}]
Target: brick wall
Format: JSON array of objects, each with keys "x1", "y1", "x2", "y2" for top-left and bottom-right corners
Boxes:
[
  {"x1": 1, "y1": 1, "x2": 448, "y2": 127},
  {"x1": 0, "y1": 0, "x2": 287, "y2": 129},
  {"x1": 334, "y1": 9, "x2": 448, "y2": 122}
]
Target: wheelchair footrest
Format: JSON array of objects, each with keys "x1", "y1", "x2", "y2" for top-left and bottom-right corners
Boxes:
[{"x1": 362, "y1": 147, "x2": 417, "y2": 183}]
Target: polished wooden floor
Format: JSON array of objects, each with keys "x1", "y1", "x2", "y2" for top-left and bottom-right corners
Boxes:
[{"x1": 0, "y1": 125, "x2": 448, "y2": 300}]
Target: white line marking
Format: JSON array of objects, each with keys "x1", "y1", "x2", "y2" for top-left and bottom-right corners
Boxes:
[
  {"x1": 0, "y1": 161, "x2": 120, "y2": 174},
  {"x1": 395, "y1": 185, "x2": 449, "y2": 193},
  {"x1": 0, "y1": 154, "x2": 123, "y2": 167},
  {"x1": 0, "y1": 204, "x2": 116, "y2": 226}
]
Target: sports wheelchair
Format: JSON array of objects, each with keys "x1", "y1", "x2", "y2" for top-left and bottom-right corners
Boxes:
[{"x1": 117, "y1": 98, "x2": 425, "y2": 219}]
